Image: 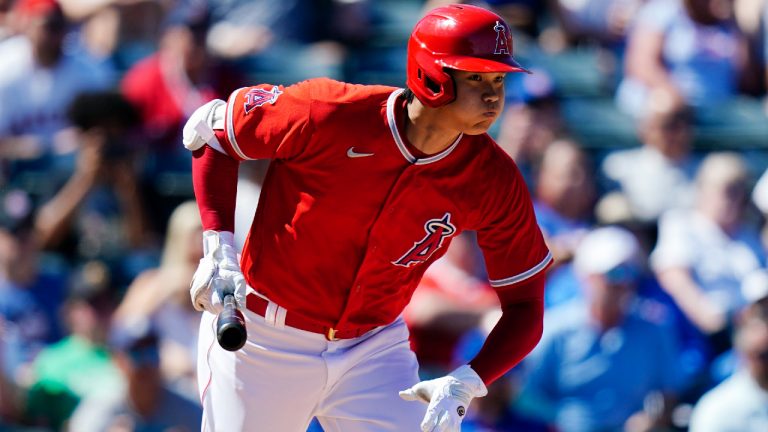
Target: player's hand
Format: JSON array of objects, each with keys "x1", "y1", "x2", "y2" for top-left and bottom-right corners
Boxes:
[
  {"x1": 399, "y1": 365, "x2": 488, "y2": 432},
  {"x1": 190, "y1": 230, "x2": 247, "y2": 314}
]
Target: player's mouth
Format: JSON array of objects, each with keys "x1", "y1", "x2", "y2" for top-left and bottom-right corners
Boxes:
[{"x1": 483, "y1": 111, "x2": 498, "y2": 119}]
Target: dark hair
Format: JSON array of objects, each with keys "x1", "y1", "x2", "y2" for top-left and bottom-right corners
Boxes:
[
  {"x1": 402, "y1": 87, "x2": 416, "y2": 104},
  {"x1": 67, "y1": 91, "x2": 140, "y2": 131}
]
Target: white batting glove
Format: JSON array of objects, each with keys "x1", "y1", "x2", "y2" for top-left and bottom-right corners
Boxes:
[
  {"x1": 190, "y1": 230, "x2": 247, "y2": 314},
  {"x1": 399, "y1": 365, "x2": 488, "y2": 432}
]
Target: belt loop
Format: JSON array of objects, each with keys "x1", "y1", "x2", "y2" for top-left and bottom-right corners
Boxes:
[
  {"x1": 274, "y1": 306, "x2": 287, "y2": 329},
  {"x1": 264, "y1": 301, "x2": 279, "y2": 327}
]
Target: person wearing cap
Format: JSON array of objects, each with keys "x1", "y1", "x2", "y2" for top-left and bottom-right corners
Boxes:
[
  {"x1": 67, "y1": 318, "x2": 202, "y2": 432},
  {"x1": 515, "y1": 226, "x2": 682, "y2": 432},
  {"x1": 183, "y1": 4, "x2": 552, "y2": 431},
  {"x1": 688, "y1": 272, "x2": 768, "y2": 432}
]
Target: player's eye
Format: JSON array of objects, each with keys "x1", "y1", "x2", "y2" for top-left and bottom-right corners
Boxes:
[
  {"x1": 493, "y1": 75, "x2": 506, "y2": 84},
  {"x1": 467, "y1": 74, "x2": 482, "y2": 81}
]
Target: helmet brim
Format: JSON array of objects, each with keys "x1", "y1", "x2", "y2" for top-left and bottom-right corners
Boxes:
[{"x1": 441, "y1": 55, "x2": 530, "y2": 74}]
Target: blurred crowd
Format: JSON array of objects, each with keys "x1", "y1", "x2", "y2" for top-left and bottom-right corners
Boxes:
[{"x1": 0, "y1": 0, "x2": 766, "y2": 431}]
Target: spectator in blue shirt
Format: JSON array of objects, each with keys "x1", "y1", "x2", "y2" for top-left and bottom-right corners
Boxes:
[
  {"x1": 516, "y1": 226, "x2": 683, "y2": 432},
  {"x1": 616, "y1": 0, "x2": 749, "y2": 118}
]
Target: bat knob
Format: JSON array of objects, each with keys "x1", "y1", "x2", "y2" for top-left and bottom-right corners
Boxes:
[{"x1": 217, "y1": 294, "x2": 247, "y2": 351}]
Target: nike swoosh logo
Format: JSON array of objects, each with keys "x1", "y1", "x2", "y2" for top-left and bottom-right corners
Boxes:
[{"x1": 347, "y1": 147, "x2": 375, "y2": 158}]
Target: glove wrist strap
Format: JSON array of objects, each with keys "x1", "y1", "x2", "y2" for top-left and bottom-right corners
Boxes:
[
  {"x1": 449, "y1": 365, "x2": 488, "y2": 398},
  {"x1": 203, "y1": 230, "x2": 236, "y2": 255}
]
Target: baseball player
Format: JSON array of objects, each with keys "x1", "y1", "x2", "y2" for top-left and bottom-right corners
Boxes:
[{"x1": 183, "y1": 4, "x2": 552, "y2": 432}]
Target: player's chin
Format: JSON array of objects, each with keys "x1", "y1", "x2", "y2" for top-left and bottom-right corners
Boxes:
[{"x1": 464, "y1": 119, "x2": 495, "y2": 135}]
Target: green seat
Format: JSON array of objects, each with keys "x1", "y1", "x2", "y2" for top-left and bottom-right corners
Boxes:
[
  {"x1": 520, "y1": 46, "x2": 610, "y2": 99},
  {"x1": 561, "y1": 97, "x2": 640, "y2": 150},
  {"x1": 693, "y1": 97, "x2": 768, "y2": 150}
]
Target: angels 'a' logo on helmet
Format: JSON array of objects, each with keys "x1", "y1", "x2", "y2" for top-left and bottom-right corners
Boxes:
[
  {"x1": 244, "y1": 86, "x2": 283, "y2": 114},
  {"x1": 393, "y1": 213, "x2": 456, "y2": 267},
  {"x1": 493, "y1": 21, "x2": 509, "y2": 55}
]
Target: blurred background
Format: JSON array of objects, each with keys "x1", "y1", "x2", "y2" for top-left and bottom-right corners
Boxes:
[{"x1": 0, "y1": 0, "x2": 767, "y2": 431}]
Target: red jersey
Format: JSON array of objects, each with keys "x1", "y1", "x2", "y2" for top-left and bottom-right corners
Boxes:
[{"x1": 216, "y1": 78, "x2": 552, "y2": 333}]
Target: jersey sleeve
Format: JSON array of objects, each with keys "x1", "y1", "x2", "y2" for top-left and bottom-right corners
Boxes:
[
  {"x1": 476, "y1": 163, "x2": 552, "y2": 290},
  {"x1": 220, "y1": 81, "x2": 314, "y2": 161}
]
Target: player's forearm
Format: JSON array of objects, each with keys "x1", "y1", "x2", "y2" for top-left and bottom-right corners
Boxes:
[
  {"x1": 469, "y1": 276, "x2": 545, "y2": 385},
  {"x1": 192, "y1": 145, "x2": 239, "y2": 232}
]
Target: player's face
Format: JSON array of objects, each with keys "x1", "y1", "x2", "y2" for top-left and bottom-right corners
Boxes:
[{"x1": 443, "y1": 70, "x2": 506, "y2": 135}]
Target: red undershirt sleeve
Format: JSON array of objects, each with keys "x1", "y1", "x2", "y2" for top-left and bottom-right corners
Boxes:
[
  {"x1": 468, "y1": 274, "x2": 545, "y2": 385},
  {"x1": 192, "y1": 135, "x2": 239, "y2": 232}
]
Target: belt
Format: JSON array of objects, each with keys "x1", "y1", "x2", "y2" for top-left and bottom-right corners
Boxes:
[{"x1": 245, "y1": 294, "x2": 378, "y2": 341}]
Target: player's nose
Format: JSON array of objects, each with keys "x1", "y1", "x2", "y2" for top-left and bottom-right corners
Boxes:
[{"x1": 482, "y1": 84, "x2": 502, "y2": 104}]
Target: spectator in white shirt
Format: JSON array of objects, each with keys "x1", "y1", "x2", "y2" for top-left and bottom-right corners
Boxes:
[
  {"x1": 600, "y1": 95, "x2": 698, "y2": 224},
  {"x1": 651, "y1": 152, "x2": 764, "y2": 347},
  {"x1": 689, "y1": 273, "x2": 768, "y2": 432}
]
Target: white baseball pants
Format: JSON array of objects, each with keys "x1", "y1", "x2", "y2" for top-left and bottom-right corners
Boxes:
[{"x1": 197, "y1": 307, "x2": 426, "y2": 431}]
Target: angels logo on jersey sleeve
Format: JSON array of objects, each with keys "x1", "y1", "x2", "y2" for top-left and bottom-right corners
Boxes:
[
  {"x1": 243, "y1": 86, "x2": 283, "y2": 114},
  {"x1": 393, "y1": 213, "x2": 456, "y2": 267}
]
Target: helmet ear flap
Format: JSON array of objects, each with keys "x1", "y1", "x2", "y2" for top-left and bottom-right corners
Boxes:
[
  {"x1": 409, "y1": 64, "x2": 456, "y2": 107},
  {"x1": 429, "y1": 69, "x2": 457, "y2": 106},
  {"x1": 423, "y1": 71, "x2": 441, "y2": 95}
]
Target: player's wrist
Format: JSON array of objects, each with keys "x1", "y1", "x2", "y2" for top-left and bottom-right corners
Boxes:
[
  {"x1": 191, "y1": 230, "x2": 246, "y2": 314},
  {"x1": 448, "y1": 365, "x2": 488, "y2": 399},
  {"x1": 202, "y1": 230, "x2": 236, "y2": 256}
]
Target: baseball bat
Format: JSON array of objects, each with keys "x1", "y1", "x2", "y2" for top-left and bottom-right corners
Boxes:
[{"x1": 216, "y1": 290, "x2": 247, "y2": 351}]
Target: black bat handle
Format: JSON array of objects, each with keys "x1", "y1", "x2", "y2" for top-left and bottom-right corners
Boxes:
[{"x1": 217, "y1": 293, "x2": 247, "y2": 351}]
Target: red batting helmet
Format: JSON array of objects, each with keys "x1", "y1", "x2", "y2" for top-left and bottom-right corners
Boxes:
[{"x1": 406, "y1": 4, "x2": 529, "y2": 108}]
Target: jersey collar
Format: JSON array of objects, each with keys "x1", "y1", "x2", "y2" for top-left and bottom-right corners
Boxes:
[{"x1": 386, "y1": 89, "x2": 463, "y2": 165}]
